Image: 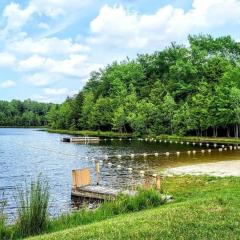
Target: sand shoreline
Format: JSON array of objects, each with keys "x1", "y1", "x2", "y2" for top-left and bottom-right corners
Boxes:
[{"x1": 165, "y1": 160, "x2": 240, "y2": 177}]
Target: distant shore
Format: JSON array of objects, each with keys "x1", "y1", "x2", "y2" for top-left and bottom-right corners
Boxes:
[
  {"x1": 46, "y1": 129, "x2": 240, "y2": 144},
  {"x1": 0, "y1": 126, "x2": 45, "y2": 128}
]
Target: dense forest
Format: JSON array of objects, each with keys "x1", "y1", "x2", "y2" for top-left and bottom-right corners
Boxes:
[
  {"x1": 0, "y1": 99, "x2": 52, "y2": 126},
  {"x1": 46, "y1": 34, "x2": 240, "y2": 137}
]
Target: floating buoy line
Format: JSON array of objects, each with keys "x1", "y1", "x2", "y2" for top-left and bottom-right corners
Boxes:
[{"x1": 15, "y1": 138, "x2": 240, "y2": 179}]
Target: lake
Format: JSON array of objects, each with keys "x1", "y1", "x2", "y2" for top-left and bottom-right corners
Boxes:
[{"x1": 1, "y1": 128, "x2": 239, "y2": 221}]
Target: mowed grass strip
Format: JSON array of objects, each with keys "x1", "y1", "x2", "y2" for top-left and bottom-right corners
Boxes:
[{"x1": 28, "y1": 176, "x2": 240, "y2": 240}]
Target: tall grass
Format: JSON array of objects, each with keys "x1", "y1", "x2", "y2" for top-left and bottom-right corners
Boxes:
[
  {"x1": 0, "y1": 193, "x2": 9, "y2": 240},
  {"x1": 49, "y1": 188, "x2": 165, "y2": 232},
  {"x1": 16, "y1": 177, "x2": 49, "y2": 238}
]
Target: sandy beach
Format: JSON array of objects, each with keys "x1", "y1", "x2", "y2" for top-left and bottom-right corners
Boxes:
[{"x1": 165, "y1": 160, "x2": 240, "y2": 177}]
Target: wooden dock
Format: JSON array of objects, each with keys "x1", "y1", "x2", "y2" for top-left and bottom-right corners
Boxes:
[
  {"x1": 62, "y1": 136, "x2": 100, "y2": 144},
  {"x1": 71, "y1": 168, "x2": 136, "y2": 202},
  {"x1": 71, "y1": 185, "x2": 134, "y2": 201}
]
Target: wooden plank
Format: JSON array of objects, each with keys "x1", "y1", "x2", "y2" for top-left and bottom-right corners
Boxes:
[
  {"x1": 72, "y1": 168, "x2": 91, "y2": 189},
  {"x1": 71, "y1": 185, "x2": 137, "y2": 201}
]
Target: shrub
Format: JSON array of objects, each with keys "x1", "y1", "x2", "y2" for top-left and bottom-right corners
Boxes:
[{"x1": 16, "y1": 177, "x2": 49, "y2": 238}]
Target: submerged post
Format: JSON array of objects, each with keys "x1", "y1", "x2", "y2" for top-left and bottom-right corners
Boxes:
[
  {"x1": 96, "y1": 161, "x2": 100, "y2": 185},
  {"x1": 156, "y1": 175, "x2": 161, "y2": 191}
]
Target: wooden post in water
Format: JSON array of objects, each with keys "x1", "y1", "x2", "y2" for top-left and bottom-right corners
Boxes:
[
  {"x1": 156, "y1": 176, "x2": 161, "y2": 191},
  {"x1": 96, "y1": 161, "x2": 100, "y2": 185}
]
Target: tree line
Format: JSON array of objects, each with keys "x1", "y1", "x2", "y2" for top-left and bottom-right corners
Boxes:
[
  {"x1": 47, "y1": 34, "x2": 240, "y2": 137},
  {"x1": 0, "y1": 99, "x2": 53, "y2": 127}
]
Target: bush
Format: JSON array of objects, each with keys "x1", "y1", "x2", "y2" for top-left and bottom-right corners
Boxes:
[{"x1": 16, "y1": 177, "x2": 49, "y2": 238}]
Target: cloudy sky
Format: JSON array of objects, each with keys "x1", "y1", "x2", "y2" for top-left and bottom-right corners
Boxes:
[{"x1": 0, "y1": 0, "x2": 239, "y2": 103}]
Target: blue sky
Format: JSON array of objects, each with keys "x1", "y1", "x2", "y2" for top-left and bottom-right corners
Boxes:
[{"x1": 0, "y1": 0, "x2": 239, "y2": 103}]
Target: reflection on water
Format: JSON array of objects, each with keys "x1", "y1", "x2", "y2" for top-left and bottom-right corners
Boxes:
[{"x1": 0, "y1": 128, "x2": 239, "y2": 220}]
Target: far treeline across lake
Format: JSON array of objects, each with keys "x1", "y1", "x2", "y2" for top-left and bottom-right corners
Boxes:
[{"x1": 2, "y1": 35, "x2": 240, "y2": 138}]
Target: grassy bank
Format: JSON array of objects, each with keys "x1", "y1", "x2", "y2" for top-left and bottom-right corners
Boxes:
[
  {"x1": 1, "y1": 187, "x2": 164, "y2": 239},
  {"x1": 46, "y1": 129, "x2": 132, "y2": 138},
  {"x1": 29, "y1": 176, "x2": 240, "y2": 240},
  {"x1": 47, "y1": 129, "x2": 240, "y2": 144},
  {"x1": 160, "y1": 135, "x2": 240, "y2": 144}
]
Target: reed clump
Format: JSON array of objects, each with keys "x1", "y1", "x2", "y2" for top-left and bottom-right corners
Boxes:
[
  {"x1": 0, "y1": 194, "x2": 9, "y2": 240},
  {"x1": 15, "y1": 177, "x2": 49, "y2": 238}
]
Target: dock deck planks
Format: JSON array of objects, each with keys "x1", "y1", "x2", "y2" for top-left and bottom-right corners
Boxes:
[{"x1": 71, "y1": 185, "x2": 135, "y2": 200}]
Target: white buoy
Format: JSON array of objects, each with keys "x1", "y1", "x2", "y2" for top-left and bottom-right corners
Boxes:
[
  {"x1": 224, "y1": 148, "x2": 227, "y2": 151},
  {"x1": 164, "y1": 140, "x2": 167, "y2": 143},
  {"x1": 159, "y1": 140, "x2": 162, "y2": 143},
  {"x1": 129, "y1": 138, "x2": 132, "y2": 141},
  {"x1": 193, "y1": 142, "x2": 196, "y2": 146},
  {"x1": 176, "y1": 151, "x2": 180, "y2": 156},
  {"x1": 154, "y1": 153, "x2": 159, "y2": 157},
  {"x1": 104, "y1": 139, "x2": 107, "y2": 141},
  {"x1": 206, "y1": 143, "x2": 209, "y2": 147},
  {"x1": 222, "y1": 145, "x2": 225, "y2": 148},
  {"x1": 186, "y1": 142, "x2": 189, "y2": 145},
  {"x1": 119, "y1": 138, "x2": 122, "y2": 141},
  {"x1": 201, "y1": 150, "x2": 205, "y2": 153},
  {"x1": 165, "y1": 152, "x2": 170, "y2": 156},
  {"x1": 192, "y1": 150, "x2": 196, "y2": 154},
  {"x1": 218, "y1": 148, "x2": 223, "y2": 152},
  {"x1": 181, "y1": 141, "x2": 184, "y2": 144},
  {"x1": 214, "y1": 143, "x2": 217, "y2": 147},
  {"x1": 234, "y1": 146, "x2": 237, "y2": 150},
  {"x1": 170, "y1": 141, "x2": 172, "y2": 144},
  {"x1": 229, "y1": 146, "x2": 233, "y2": 150},
  {"x1": 145, "y1": 138, "x2": 148, "y2": 141},
  {"x1": 208, "y1": 149, "x2": 212, "y2": 153},
  {"x1": 187, "y1": 151, "x2": 191, "y2": 155},
  {"x1": 154, "y1": 139, "x2": 157, "y2": 142},
  {"x1": 199, "y1": 143, "x2": 202, "y2": 146},
  {"x1": 130, "y1": 154, "x2": 135, "y2": 158},
  {"x1": 111, "y1": 138, "x2": 114, "y2": 141},
  {"x1": 117, "y1": 165, "x2": 121, "y2": 169}
]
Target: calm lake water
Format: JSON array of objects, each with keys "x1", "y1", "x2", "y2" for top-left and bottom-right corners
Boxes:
[{"x1": 1, "y1": 128, "x2": 240, "y2": 221}]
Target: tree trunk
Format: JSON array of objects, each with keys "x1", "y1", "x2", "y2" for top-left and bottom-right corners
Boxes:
[{"x1": 227, "y1": 127, "x2": 230, "y2": 138}]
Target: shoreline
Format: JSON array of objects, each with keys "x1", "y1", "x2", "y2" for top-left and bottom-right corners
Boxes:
[
  {"x1": 47, "y1": 129, "x2": 240, "y2": 143},
  {"x1": 165, "y1": 160, "x2": 240, "y2": 177}
]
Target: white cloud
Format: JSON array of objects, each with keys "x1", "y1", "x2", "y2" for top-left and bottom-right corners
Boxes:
[
  {"x1": 89, "y1": 0, "x2": 240, "y2": 49},
  {"x1": 23, "y1": 72, "x2": 59, "y2": 87},
  {"x1": 44, "y1": 88, "x2": 69, "y2": 96},
  {"x1": 2, "y1": 2, "x2": 36, "y2": 32},
  {"x1": 18, "y1": 55, "x2": 47, "y2": 71},
  {"x1": 0, "y1": 52, "x2": 16, "y2": 67},
  {"x1": 7, "y1": 37, "x2": 89, "y2": 56},
  {"x1": 0, "y1": 80, "x2": 16, "y2": 88},
  {"x1": 31, "y1": 0, "x2": 92, "y2": 18},
  {"x1": 38, "y1": 22, "x2": 50, "y2": 30}
]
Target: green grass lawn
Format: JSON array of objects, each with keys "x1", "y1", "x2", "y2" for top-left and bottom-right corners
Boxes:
[{"x1": 28, "y1": 176, "x2": 240, "y2": 240}]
